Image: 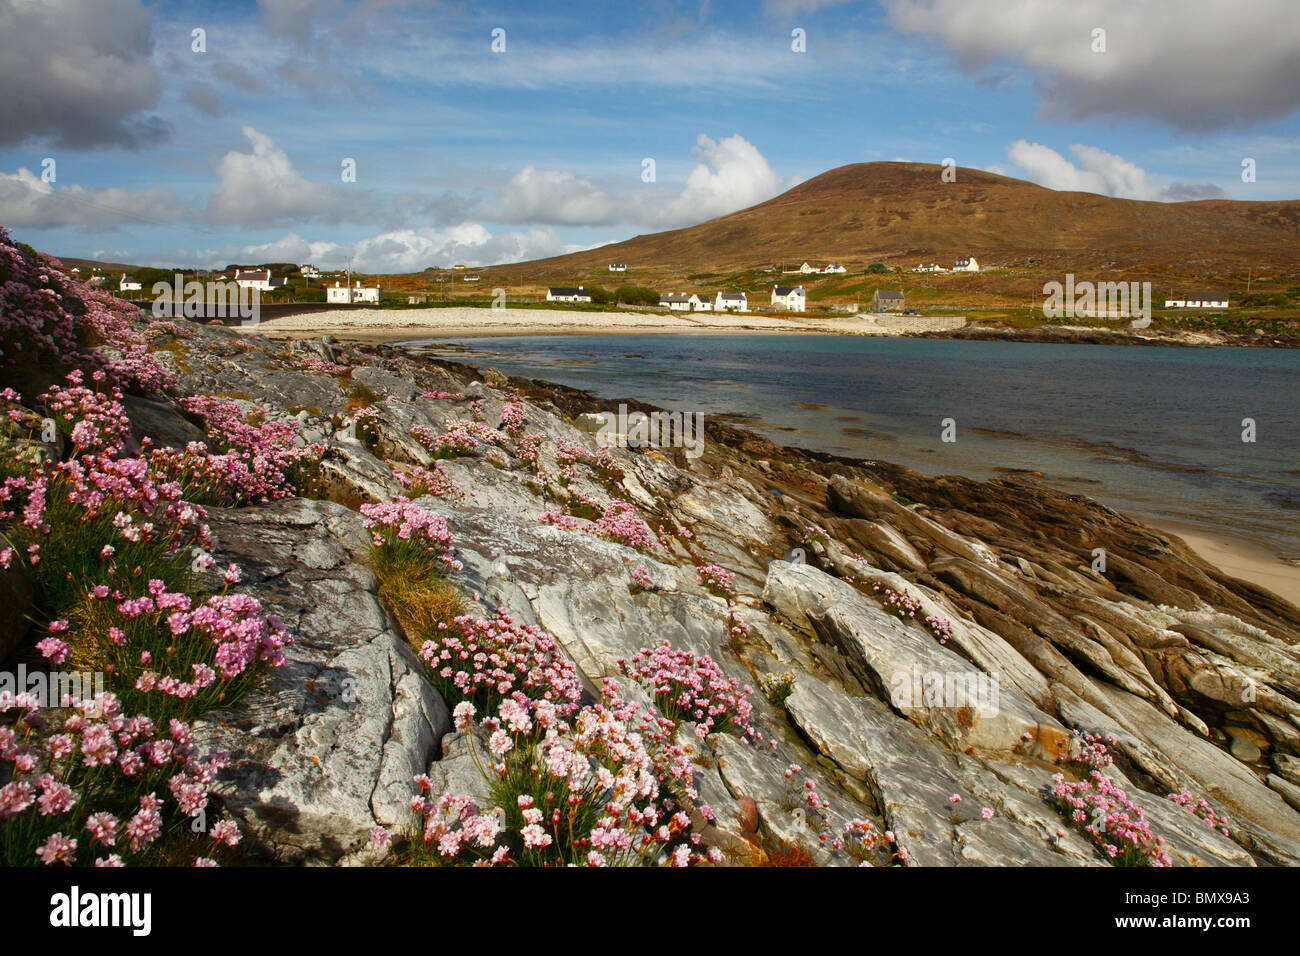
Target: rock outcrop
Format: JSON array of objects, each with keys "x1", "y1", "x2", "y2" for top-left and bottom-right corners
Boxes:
[{"x1": 21, "y1": 316, "x2": 1294, "y2": 867}]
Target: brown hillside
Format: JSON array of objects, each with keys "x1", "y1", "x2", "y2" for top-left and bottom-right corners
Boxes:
[{"x1": 513, "y1": 162, "x2": 1300, "y2": 276}]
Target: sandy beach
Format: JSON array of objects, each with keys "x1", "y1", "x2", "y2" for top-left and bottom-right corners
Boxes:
[
  {"x1": 243, "y1": 305, "x2": 884, "y2": 342},
  {"x1": 1155, "y1": 521, "x2": 1300, "y2": 607}
]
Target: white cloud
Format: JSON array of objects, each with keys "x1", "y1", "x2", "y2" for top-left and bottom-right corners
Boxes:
[
  {"x1": 0, "y1": 167, "x2": 186, "y2": 229},
  {"x1": 174, "y1": 224, "x2": 580, "y2": 273},
  {"x1": 1006, "y1": 140, "x2": 1226, "y2": 201},
  {"x1": 206, "y1": 127, "x2": 367, "y2": 226},
  {"x1": 482, "y1": 167, "x2": 622, "y2": 227},
  {"x1": 483, "y1": 133, "x2": 791, "y2": 229},
  {"x1": 884, "y1": 0, "x2": 1300, "y2": 129},
  {"x1": 659, "y1": 133, "x2": 786, "y2": 224},
  {"x1": 0, "y1": 0, "x2": 170, "y2": 148}
]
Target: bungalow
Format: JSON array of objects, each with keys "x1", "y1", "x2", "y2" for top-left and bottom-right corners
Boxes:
[
  {"x1": 463, "y1": 275, "x2": 480, "y2": 282},
  {"x1": 873, "y1": 290, "x2": 905, "y2": 312},
  {"x1": 660, "y1": 293, "x2": 694, "y2": 311},
  {"x1": 771, "y1": 285, "x2": 806, "y2": 312},
  {"x1": 608, "y1": 263, "x2": 627, "y2": 272},
  {"x1": 1174, "y1": 293, "x2": 1229, "y2": 308},
  {"x1": 915, "y1": 263, "x2": 946, "y2": 273},
  {"x1": 326, "y1": 281, "x2": 381, "y2": 304},
  {"x1": 547, "y1": 286, "x2": 591, "y2": 303},
  {"x1": 118, "y1": 273, "x2": 142, "y2": 292},
  {"x1": 822, "y1": 263, "x2": 847, "y2": 274},
  {"x1": 715, "y1": 292, "x2": 748, "y2": 312},
  {"x1": 953, "y1": 256, "x2": 980, "y2": 272}
]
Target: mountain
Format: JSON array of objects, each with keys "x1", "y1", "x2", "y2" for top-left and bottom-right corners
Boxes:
[{"x1": 508, "y1": 163, "x2": 1300, "y2": 277}]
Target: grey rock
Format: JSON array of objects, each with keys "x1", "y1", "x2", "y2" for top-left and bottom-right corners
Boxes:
[{"x1": 194, "y1": 498, "x2": 450, "y2": 864}]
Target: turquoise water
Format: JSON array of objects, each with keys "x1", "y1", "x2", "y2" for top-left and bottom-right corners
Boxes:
[{"x1": 406, "y1": 334, "x2": 1300, "y2": 559}]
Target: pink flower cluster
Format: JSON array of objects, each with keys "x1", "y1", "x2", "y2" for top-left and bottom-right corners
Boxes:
[
  {"x1": 360, "y1": 497, "x2": 460, "y2": 569},
  {"x1": 0, "y1": 691, "x2": 239, "y2": 867},
  {"x1": 1048, "y1": 771, "x2": 1172, "y2": 867},
  {"x1": 592, "y1": 498, "x2": 655, "y2": 550},
  {"x1": 393, "y1": 463, "x2": 463, "y2": 500},
  {"x1": 2, "y1": 385, "x2": 212, "y2": 570},
  {"x1": 416, "y1": 610, "x2": 583, "y2": 714},
  {"x1": 870, "y1": 581, "x2": 956, "y2": 645},
  {"x1": 617, "y1": 641, "x2": 753, "y2": 739},
  {"x1": 1058, "y1": 729, "x2": 1118, "y2": 771},
  {"x1": 40, "y1": 371, "x2": 133, "y2": 454},
  {"x1": 0, "y1": 230, "x2": 81, "y2": 371},
  {"x1": 179, "y1": 395, "x2": 324, "y2": 501},
  {"x1": 695, "y1": 563, "x2": 736, "y2": 597},
  {"x1": 412, "y1": 680, "x2": 719, "y2": 867},
  {"x1": 499, "y1": 395, "x2": 526, "y2": 435},
  {"x1": 412, "y1": 419, "x2": 508, "y2": 460},
  {"x1": 99, "y1": 580, "x2": 292, "y2": 684},
  {"x1": 1167, "y1": 790, "x2": 1231, "y2": 836}
]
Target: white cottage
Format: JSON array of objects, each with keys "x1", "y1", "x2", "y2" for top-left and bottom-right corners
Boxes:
[
  {"x1": 546, "y1": 286, "x2": 591, "y2": 303},
  {"x1": 715, "y1": 292, "x2": 748, "y2": 312},
  {"x1": 771, "y1": 285, "x2": 806, "y2": 312},
  {"x1": 327, "y1": 281, "x2": 380, "y2": 304}
]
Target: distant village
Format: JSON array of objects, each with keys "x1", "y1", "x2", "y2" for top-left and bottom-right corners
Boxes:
[{"x1": 86, "y1": 250, "x2": 1233, "y2": 320}]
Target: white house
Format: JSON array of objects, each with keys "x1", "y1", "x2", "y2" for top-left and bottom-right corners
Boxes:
[
  {"x1": 118, "y1": 273, "x2": 142, "y2": 292},
  {"x1": 608, "y1": 263, "x2": 627, "y2": 272},
  {"x1": 327, "y1": 281, "x2": 380, "y2": 304},
  {"x1": 660, "y1": 293, "x2": 694, "y2": 311},
  {"x1": 715, "y1": 292, "x2": 748, "y2": 312},
  {"x1": 692, "y1": 295, "x2": 712, "y2": 312},
  {"x1": 547, "y1": 286, "x2": 591, "y2": 303},
  {"x1": 771, "y1": 285, "x2": 806, "y2": 312},
  {"x1": 822, "y1": 263, "x2": 847, "y2": 274},
  {"x1": 1171, "y1": 293, "x2": 1229, "y2": 309},
  {"x1": 235, "y1": 268, "x2": 287, "y2": 292},
  {"x1": 953, "y1": 256, "x2": 980, "y2": 272},
  {"x1": 300, "y1": 264, "x2": 321, "y2": 279},
  {"x1": 915, "y1": 263, "x2": 947, "y2": 273},
  {"x1": 798, "y1": 262, "x2": 817, "y2": 274}
]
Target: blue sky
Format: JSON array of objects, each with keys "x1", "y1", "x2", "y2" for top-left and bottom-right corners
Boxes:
[{"x1": 2, "y1": 0, "x2": 1297, "y2": 271}]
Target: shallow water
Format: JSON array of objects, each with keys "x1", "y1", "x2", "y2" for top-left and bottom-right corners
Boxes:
[{"x1": 406, "y1": 334, "x2": 1300, "y2": 559}]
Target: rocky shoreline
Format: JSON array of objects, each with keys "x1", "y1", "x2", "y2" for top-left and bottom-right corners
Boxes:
[
  {"x1": 5, "y1": 272, "x2": 1300, "y2": 865},
  {"x1": 147, "y1": 326, "x2": 1300, "y2": 863}
]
